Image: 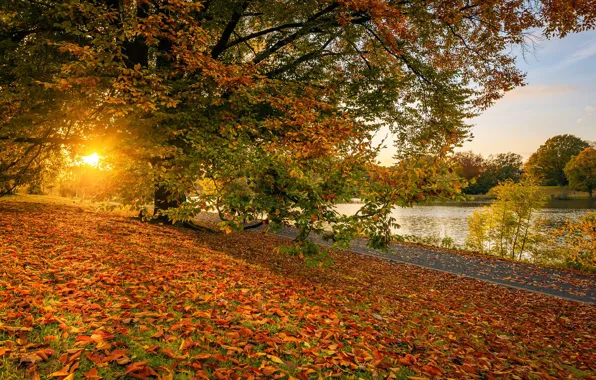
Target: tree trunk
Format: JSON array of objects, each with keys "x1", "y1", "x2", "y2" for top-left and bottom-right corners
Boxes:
[
  {"x1": 558, "y1": 171, "x2": 567, "y2": 187},
  {"x1": 115, "y1": 0, "x2": 167, "y2": 217},
  {"x1": 153, "y1": 185, "x2": 185, "y2": 221}
]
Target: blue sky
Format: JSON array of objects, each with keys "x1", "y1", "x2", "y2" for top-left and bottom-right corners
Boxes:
[
  {"x1": 376, "y1": 29, "x2": 596, "y2": 165},
  {"x1": 462, "y1": 29, "x2": 596, "y2": 159}
]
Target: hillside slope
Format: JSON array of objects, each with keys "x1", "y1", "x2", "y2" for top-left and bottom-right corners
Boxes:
[{"x1": 0, "y1": 199, "x2": 594, "y2": 379}]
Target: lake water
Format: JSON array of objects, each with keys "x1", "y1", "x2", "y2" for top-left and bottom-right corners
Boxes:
[{"x1": 336, "y1": 200, "x2": 595, "y2": 247}]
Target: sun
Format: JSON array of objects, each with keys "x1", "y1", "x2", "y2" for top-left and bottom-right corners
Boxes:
[{"x1": 80, "y1": 153, "x2": 100, "y2": 167}]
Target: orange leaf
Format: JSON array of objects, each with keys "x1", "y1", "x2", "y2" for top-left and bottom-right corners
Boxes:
[
  {"x1": 399, "y1": 354, "x2": 416, "y2": 366},
  {"x1": 84, "y1": 368, "x2": 102, "y2": 380},
  {"x1": 193, "y1": 353, "x2": 212, "y2": 360},
  {"x1": 125, "y1": 361, "x2": 148, "y2": 375},
  {"x1": 49, "y1": 369, "x2": 71, "y2": 377},
  {"x1": 422, "y1": 364, "x2": 443, "y2": 376}
]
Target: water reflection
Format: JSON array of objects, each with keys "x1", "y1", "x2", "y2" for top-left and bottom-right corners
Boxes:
[{"x1": 336, "y1": 200, "x2": 595, "y2": 247}]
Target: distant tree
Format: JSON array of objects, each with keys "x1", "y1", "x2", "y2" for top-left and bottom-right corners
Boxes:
[
  {"x1": 489, "y1": 153, "x2": 523, "y2": 183},
  {"x1": 452, "y1": 151, "x2": 522, "y2": 194},
  {"x1": 526, "y1": 135, "x2": 589, "y2": 186},
  {"x1": 452, "y1": 151, "x2": 484, "y2": 181},
  {"x1": 564, "y1": 148, "x2": 596, "y2": 199},
  {"x1": 451, "y1": 151, "x2": 486, "y2": 194}
]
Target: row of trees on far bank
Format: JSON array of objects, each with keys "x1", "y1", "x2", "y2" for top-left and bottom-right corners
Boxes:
[
  {"x1": 451, "y1": 152, "x2": 523, "y2": 195},
  {"x1": 453, "y1": 134, "x2": 595, "y2": 197}
]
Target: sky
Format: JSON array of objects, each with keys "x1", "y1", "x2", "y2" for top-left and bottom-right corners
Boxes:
[{"x1": 375, "y1": 29, "x2": 596, "y2": 165}]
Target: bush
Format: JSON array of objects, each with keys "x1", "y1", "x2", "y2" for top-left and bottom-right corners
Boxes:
[
  {"x1": 466, "y1": 180, "x2": 545, "y2": 259},
  {"x1": 59, "y1": 184, "x2": 77, "y2": 198},
  {"x1": 27, "y1": 183, "x2": 44, "y2": 195},
  {"x1": 551, "y1": 193, "x2": 571, "y2": 201},
  {"x1": 553, "y1": 211, "x2": 596, "y2": 270},
  {"x1": 277, "y1": 240, "x2": 334, "y2": 268},
  {"x1": 466, "y1": 208, "x2": 491, "y2": 253},
  {"x1": 440, "y1": 236, "x2": 455, "y2": 249}
]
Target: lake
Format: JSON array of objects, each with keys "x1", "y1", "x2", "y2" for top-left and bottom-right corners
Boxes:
[{"x1": 336, "y1": 199, "x2": 595, "y2": 247}]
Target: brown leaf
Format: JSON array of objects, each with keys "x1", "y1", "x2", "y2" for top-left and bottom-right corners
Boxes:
[{"x1": 83, "y1": 367, "x2": 102, "y2": 380}]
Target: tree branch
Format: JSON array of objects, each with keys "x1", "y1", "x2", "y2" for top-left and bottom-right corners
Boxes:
[
  {"x1": 266, "y1": 33, "x2": 340, "y2": 78},
  {"x1": 444, "y1": 22, "x2": 492, "y2": 66},
  {"x1": 253, "y1": 9, "x2": 369, "y2": 64},
  {"x1": 0, "y1": 136, "x2": 87, "y2": 145},
  {"x1": 362, "y1": 25, "x2": 434, "y2": 87},
  {"x1": 211, "y1": 0, "x2": 252, "y2": 59},
  {"x1": 225, "y1": 22, "x2": 305, "y2": 51},
  {"x1": 232, "y1": 31, "x2": 257, "y2": 56}
]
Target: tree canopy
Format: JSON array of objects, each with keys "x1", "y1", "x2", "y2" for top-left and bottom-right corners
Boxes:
[
  {"x1": 526, "y1": 134, "x2": 590, "y2": 186},
  {"x1": 451, "y1": 151, "x2": 522, "y2": 195},
  {"x1": 1, "y1": 0, "x2": 595, "y2": 247},
  {"x1": 564, "y1": 147, "x2": 596, "y2": 198}
]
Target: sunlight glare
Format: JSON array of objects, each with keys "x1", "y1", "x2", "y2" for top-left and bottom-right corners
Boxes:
[{"x1": 81, "y1": 153, "x2": 100, "y2": 167}]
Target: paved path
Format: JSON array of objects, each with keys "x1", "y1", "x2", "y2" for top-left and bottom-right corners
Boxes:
[{"x1": 264, "y1": 226, "x2": 596, "y2": 304}]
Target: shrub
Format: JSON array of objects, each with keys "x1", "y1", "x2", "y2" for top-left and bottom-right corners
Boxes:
[
  {"x1": 466, "y1": 207, "x2": 492, "y2": 253},
  {"x1": 466, "y1": 180, "x2": 545, "y2": 259},
  {"x1": 553, "y1": 211, "x2": 596, "y2": 270}
]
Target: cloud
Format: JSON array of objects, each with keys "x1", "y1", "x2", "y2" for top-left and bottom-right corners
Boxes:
[
  {"x1": 503, "y1": 85, "x2": 576, "y2": 100},
  {"x1": 576, "y1": 105, "x2": 595, "y2": 124},
  {"x1": 564, "y1": 40, "x2": 596, "y2": 66}
]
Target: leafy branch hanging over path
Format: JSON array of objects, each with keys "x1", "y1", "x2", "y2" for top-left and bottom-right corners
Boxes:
[{"x1": 0, "y1": 198, "x2": 595, "y2": 379}]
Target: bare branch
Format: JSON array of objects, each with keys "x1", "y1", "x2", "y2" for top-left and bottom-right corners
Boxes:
[
  {"x1": 211, "y1": 1, "x2": 252, "y2": 59},
  {"x1": 266, "y1": 33, "x2": 340, "y2": 78},
  {"x1": 0, "y1": 136, "x2": 87, "y2": 145}
]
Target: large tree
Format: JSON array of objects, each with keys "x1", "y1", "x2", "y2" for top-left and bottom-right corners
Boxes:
[
  {"x1": 564, "y1": 147, "x2": 596, "y2": 199},
  {"x1": 526, "y1": 134, "x2": 590, "y2": 186},
  {"x1": 1, "y1": 0, "x2": 595, "y2": 246}
]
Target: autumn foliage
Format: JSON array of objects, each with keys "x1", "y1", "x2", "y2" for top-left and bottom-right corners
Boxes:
[
  {"x1": 564, "y1": 148, "x2": 596, "y2": 198},
  {"x1": 554, "y1": 211, "x2": 596, "y2": 270},
  {"x1": 1, "y1": 199, "x2": 595, "y2": 379}
]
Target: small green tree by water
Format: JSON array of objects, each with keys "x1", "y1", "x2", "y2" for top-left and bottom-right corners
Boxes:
[{"x1": 466, "y1": 180, "x2": 546, "y2": 260}]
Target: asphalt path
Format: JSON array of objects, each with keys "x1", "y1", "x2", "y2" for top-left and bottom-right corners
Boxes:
[{"x1": 265, "y1": 226, "x2": 596, "y2": 304}]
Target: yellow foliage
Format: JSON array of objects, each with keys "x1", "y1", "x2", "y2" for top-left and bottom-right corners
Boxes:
[{"x1": 553, "y1": 211, "x2": 596, "y2": 269}]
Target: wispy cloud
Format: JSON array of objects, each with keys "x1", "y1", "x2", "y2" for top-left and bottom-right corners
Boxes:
[
  {"x1": 559, "y1": 39, "x2": 596, "y2": 68},
  {"x1": 503, "y1": 85, "x2": 576, "y2": 100},
  {"x1": 576, "y1": 105, "x2": 595, "y2": 124}
]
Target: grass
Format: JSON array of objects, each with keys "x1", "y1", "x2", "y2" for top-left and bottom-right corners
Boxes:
[
  {"x1": 537, "y1": 185, "x2": 591, "y2": 200},
  {"x1": 0, "y1": 196, "x2": 595, "y2": 379},
  {"x1": 468, "y1": 185, "x2": 592, "y2": 201}
]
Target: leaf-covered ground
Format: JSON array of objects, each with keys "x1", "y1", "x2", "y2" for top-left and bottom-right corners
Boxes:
[
  {"x1": 266, "y1": 226, "x2": 596, "y2": 303},
  {"x1": 0, "y1": 198, "x2": 595, "y2": 379}
]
